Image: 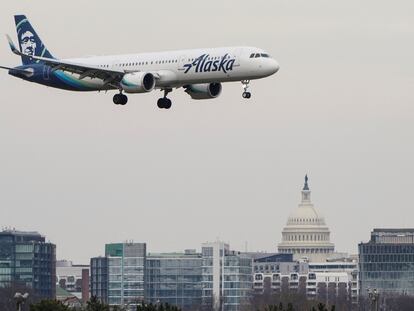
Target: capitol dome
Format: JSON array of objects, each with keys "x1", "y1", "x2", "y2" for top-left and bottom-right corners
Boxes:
[{"x1": 278, "y1": 176, "x2": 334, "y2": 262}]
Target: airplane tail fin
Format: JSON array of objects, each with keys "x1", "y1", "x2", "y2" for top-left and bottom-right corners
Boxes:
[{"x1": 14, "y1": 15, "x2": 54, "y2": 65}]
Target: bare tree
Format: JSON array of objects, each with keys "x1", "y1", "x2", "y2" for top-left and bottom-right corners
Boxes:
[{"x1": 0, "y1": 282, "x2": 39, "y2": 311}]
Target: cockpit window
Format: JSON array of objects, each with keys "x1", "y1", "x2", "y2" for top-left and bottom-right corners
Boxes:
[{"x1": 250, "y1": 52, "x2": 271, "y2": 58}]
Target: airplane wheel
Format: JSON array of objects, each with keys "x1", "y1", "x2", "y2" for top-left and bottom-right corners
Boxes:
[
  {"x1": 157, "y1": 98, "x2": 172, "y2": 109},
  {"x1": 157, "y1": 98, "x2": 164, "y2": 109},
  {"x1": 120, "y1": 94, "x2": 128, "y2": 105},
  {"x1": 242, "y1": 92, "x2": 251, "y2": 99},
  {"x1": 164, "y1": 98, "x2": 172, "y2": 109},
  {"x1": 113, "y1": 94, "x2": 121, "y2": 105}
]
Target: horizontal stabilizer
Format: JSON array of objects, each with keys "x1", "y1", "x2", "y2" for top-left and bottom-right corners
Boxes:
[
  {"x1": 6, "y1": 34, "x2": 20, "y2": 55},
  {"x1": 0, "y1": 65, "x2": 33, "y2": 76},
  {"x1": 0, "y1": 65, "x2": 14, "y2": 70}
]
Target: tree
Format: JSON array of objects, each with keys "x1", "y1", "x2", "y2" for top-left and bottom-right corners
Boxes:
[
  {"x1": 137, "y1": 303, "x2": 182, "y2": 311},
  {"x1": 310, "y1": 303, "x2": 335, "y2": 311},
  {"x1": 29, "y1": 299, "x2": 70, "y2": 311},
  {"x1": 258, "y1": 302, "x2": 335, "y2": 311},
  {"x1": 85, "y1": 296, "x2": 110, "y2": 311},
  {"x1": 0, "y1": 282, "x2": 38, "y2": 311}
]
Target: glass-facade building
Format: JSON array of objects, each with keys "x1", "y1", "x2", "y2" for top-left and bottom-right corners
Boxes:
[
  {"x1": 202, "y1": 242, "x2": 252, "y2": 311},
  {"x1": 0, "y1": 230, "x2": 56, "y2": 299},
  {"x1": 106, "y1": 243, "x2": 146, "y2": 307},
  {"x1": 359, "y1": 228, "x2": 414, "y2": 295},
  {"x1": 91, "y1": 257, "x2": 108, "y2": 303},
  {"x1": 90, "y1": 243, "x2": 146, "y2": 309},
  {"x1": 91, "y1": 241, "x2": 252, "y2": 311},
  {"x1": 145, "y1": 250, "x2": 202, "y2": 310}
]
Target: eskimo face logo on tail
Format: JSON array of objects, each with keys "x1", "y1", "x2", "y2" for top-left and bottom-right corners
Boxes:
[
  {"x1": 20, "y1": 31, "x2": 37, "y2": 56},
  {"x1": 183, "y1": 54, "x2": 235, "y2": 74}
]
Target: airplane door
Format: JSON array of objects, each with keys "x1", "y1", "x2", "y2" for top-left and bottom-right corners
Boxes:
[
  {"x1": 234, "y1": 48, "x2": 243, "y2": 66},
  {"x1": 111, "y1": 60, "x2": 120, "y2": 71},
  {"x1": 43, "y1": 65, "x2": 50, "y2": 80},
  {"x1": 178, "y1": 55, "x2": 187, "y2": 71},
  {"x1": 230, "y1": 48, "x2": 243, "y2": 77}
]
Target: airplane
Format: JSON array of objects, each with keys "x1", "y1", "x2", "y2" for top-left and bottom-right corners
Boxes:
[{"x1": 1, "y1": 15, "x2": 280, "y2": 109}]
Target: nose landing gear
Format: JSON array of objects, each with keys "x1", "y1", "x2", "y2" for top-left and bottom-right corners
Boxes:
[
  {"x1": 157, "y1": 88, "x2": 173, "y2": 109},
  {"x1": 241, "y1": 80, "x2": 251, "y2": 99},
  {"x1": 113, "y1": 92, "x2": 128, "y2": 105}
]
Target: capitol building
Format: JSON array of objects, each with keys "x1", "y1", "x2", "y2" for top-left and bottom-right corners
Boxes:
[{"x1": 278, "y1": 176, "x2": 335, "y2": 262}]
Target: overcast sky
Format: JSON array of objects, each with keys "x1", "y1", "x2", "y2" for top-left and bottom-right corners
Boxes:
[{"x1": 0, "y1": 0, "x2": 413, "y2": 264}]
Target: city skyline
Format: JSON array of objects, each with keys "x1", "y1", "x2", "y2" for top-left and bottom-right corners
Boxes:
[
  {"x1": 2, "y1": 173, "x2": 407, "y2": 265},
  {"x1": 0, "y1": 0, "x2": 413, "y2": 264}
]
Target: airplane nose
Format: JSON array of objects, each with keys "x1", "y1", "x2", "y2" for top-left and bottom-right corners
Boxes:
[{"x1": 270, "y1": 59, "x2": 280, "y2": 74}]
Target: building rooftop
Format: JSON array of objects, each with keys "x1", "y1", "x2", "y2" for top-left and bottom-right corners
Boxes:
[
  {"x1": 0, "y1": 229, "x2": 47, "y2": 243},
  {"x1": 0, "y1": 229, "x2": 42, "y2": 237},
  {"x1": 147, "y1": 252, "x2": 201, "y2": 257},
  {"x1": 373, "y1": 228, "x2": 414, "y2": 233}
]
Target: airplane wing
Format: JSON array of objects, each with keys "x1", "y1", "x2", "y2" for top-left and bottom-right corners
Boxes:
[{"x1": 6, "y1": 34, "x2": 125, "y2": 86}]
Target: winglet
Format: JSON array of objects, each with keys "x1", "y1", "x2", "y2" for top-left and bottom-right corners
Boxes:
[{"x1": 6, "y1": 34, "x2": 21, "y2": 55}]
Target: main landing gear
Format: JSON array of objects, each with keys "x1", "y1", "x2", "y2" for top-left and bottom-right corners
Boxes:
[
  {"x1": 113, "y1": 92, "x2": 128, "y2": 105},
  {"x1": 241, "y1": 80, "x2": 251, "y2": 99},
  {"x1": 157, "y1": 88, "x2": 172, "y2": 109}
]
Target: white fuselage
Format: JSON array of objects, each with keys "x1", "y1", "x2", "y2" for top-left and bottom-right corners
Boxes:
[{"x1": 64, "y1": 46, "x2": 279, "y2": 90}]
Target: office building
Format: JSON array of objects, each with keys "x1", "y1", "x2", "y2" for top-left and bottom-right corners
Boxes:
[
  {"x1": 90, "y1": 256, "x2": 108, "y2": 303},
  {"x1": 91, "y1": 243, "x2": 146, "y2": 308},
  {"x1": 307, "y1": 261, "x2": 359, "y2": 302},
  {"x1": 106, "y1": 243, "x2": 146, "y2": 307},
  {"x1": 91, "y1": 241, "x2": 252, "y2": 311},
  {"x1": 252, "y1": 254, "x2": 358, "y2": 303},
  {"x1": 145, "y1": 250, "x2": 202, "y2": 309},
  {"x1": 359, "y1": 228, "x2": 414, "y2": 296},
  {"x1": 0, "y1": 229, "x2": 56, "y2": 299},
  {"x1": 201, "y1": 241, "x2": 252, "y2": 311}
]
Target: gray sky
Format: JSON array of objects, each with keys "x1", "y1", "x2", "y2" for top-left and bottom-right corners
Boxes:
[{"x1": 0, "y1": 0, "x2": 413, "y2": 264}]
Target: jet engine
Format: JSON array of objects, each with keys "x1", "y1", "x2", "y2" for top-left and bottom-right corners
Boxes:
[
  {"x1": 120, "y1": 72, "x2": 155, "y2": 93},
  {"x1": 184, "y1": 83, "x2": 222, "y2": 100}
]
